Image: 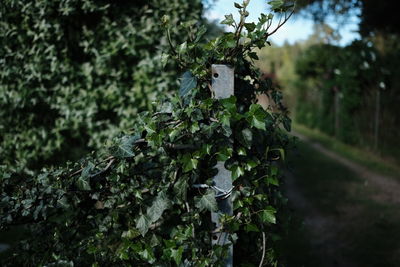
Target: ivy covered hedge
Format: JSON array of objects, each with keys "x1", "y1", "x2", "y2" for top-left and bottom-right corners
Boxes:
[
  {"x1": 1, "y1": 0, "x2": 294, "y2": 265},
  {"x1": 0, "y1": 0, "x2": 203, "y2": 173}
]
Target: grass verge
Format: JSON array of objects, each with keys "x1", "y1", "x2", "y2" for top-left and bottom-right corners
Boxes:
[{"x1": 293, "y1": 123, "x2": 400, "y2": 179}]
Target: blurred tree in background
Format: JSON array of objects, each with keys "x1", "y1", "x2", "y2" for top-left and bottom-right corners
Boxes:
[
  {"x1": 256, "y1": 0, "x2": 400, "y2": 160},
  {"x1": 295, "y1": 0, "x2": 400, "y2": 36},
  {"x1": 0, "y1": 0, "x2": 213, "y2": 173}
]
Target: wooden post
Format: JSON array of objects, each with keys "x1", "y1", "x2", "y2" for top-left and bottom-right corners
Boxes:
[
  {"x1": 211, "y1": 64, "x2": 234, "y2": 267},
  {"x1": 374, "y1": 89, "x2": 381, "y2": 150}
]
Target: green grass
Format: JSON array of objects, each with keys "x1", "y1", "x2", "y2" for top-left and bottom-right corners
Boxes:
[
  {"x1": 280, "y1": 140, "x2": 400, "y2": 266},
  {"x1": 293, "y1": 123, "x2": 400, "y2": 179}
]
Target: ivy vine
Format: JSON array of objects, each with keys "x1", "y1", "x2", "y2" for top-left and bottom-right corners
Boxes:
[{"x1": 0, "y1": 1, "x2": 294, "y2": 266}]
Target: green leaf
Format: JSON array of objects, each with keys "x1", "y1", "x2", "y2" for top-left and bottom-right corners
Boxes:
[
  {"x1": 261, "y1": 206, "x2": 276, "y2": 224},
  {"x1": 147, "y1": 191, "x2": 171, "y2": 223},
  {"x1": 268, "y1": 0, "x2": 284, "y2": 11},
  {"x1": 169, "y1": 128, "x2": 180, "y2": 142},
  {"x1": 171, "y1": 246, "x2": 184, "y2": 265},
  {"x1": 111, "y1": 135, "x2": 140, "y2": 158},
  {"x1": 136, "y1": 213, "x2": 151, "y2": 236},
  {"x1": 216, "y1": 147, "x2": 233, "y2": 161},
  {"x1": 240, "y1": 128, "x2": 253, "y2": 148},
  {"x1": 194, "y1": 25, "x2": 207, "y2": 42},
  {"x1": 178, "y1": 41, "x2": 187, "y2": 55},
  {"x1": 202, "y1": 144, "x2": 212, "y2": 155},
  {"x1": 244, "y1": 22, "x2": 256, "y2": 32},
  {"x1": 248, "y1": 51, "x2": 259, "y2": 60},
  {"x1": 282, "y1": 116, "x2": 292, "y2": 132},
  {"x1": 121, "y1": 229, "x2": 140, "y2": 239},
  {"x1": 190, "y1": 121, "x2": 200, "y2": 133},
  {"x1": 245, "y1": 223, "x2": 259, "y2": 232},
  {"x1": 248, "y1": 104, "x2": 266, "y2": 130},
  {"x1": 220, "y1": 95, "x2": 237, "y2": 113},
  {"x1": 251, "y1": 116, "x2": 266, "y2": 130},
  {"x1": 57, "y1": 196, "x2": 70, "y2": 209},
  {"x1": 267, "y1": 176, "x2": 279, "y2": 186},
  {"x1": 138, "y1": 246, "x2": 155, "y2": 263},
  {"x1": 182, "y1": 154, "x2": 198, "y2": 172},
  {"x1": 237, "y1": 147, "x2": 247, "y2": 156},
  {"x1": 231, "y1": 164, "x2": 245, "y2": 180},
  {"x1": 173, "y1": 177, "x2": 188, "y2": 201},
  {"x1": 76, "y1": 162, "x2": 94, "y2": 191},
  {"x1": 234, "y1": 2, "x2": 243, "y2": 8},
  {"x1": 161, "y1": 53, "x2": 169, "y2": 68},
  {"x1": 179, "y1": 71, "x2": 197, "y2": 100},
  {"x1": 245, "y1": 159, "x2": 258, "y2": 171},
  {"x1": 195, "y1": 190, "x2": 217, "y2": 212},
  {"x1": 221, "y1": 14, "x2": 235, "y2": 26}
]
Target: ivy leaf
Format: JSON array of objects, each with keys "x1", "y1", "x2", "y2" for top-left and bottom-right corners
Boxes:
[
  {"x1": 136, "y1": 213, "x2": 152, "y2": 236},
  {"x1": 179, "y1": 71, "x2": 197, "y2": 100},
  {"x1": 76, "y1": 162, "x2": 94, "y2": 191},
  {"x1": 147, "y1": 191, "x2": 171, "y2": 223},
  {"x1": 173, "y1": 177, "x2": 188, "y2": 201},
  {"x1": 57, "y1": 196, "x2": 70, "y2": 209},
  {"x1": 194, "y1": 25, "x2": 207, "y2": 42},
  {"x1": 234, "y1": 2, "x2": 243, "y2": 8},
  {"x1": 239, "y1": 128, "x2": 253, "y2": 148},
  {"x1": 267, "y1": 176, "x2": 279, "y2": 186},
  {"x1": 231, "y1": 164, "x2": 245, "y2": 181},
  {"x1": 138, "y1": 246, "x2": 156, "y2": 263},
  {"x1": 190, "y1": 121, "x2": 200, "y2": 133},
  {"x1": 244, "y1": 22, "x2": 256, "y2": 32},
  {"x1": 182, "y1": 154, "x2": 198, "y2": 172},
  {"x1": 261, "y1": 206, "x2": 276, "y2": 224},
  {"x1": 237, "y1": 147, "x2": 247, "y2": 156},
  {"x1": 169, "y1": 128, "x2": 180, "y2": 142},
  {"x1": 221, "y1": 14, "x2": 234, "y2": 26},
  {"x1": 121, "y1": 229, "x2": 140, "y2": 240},
  {"x1": 195, "y1": 190, "x2": 217, "y2": 212},
  {"x1": 178, "y1": 41, "x2": 187, "y2": 56},
  {"x1": 171, "y1": 246, "x2": 184, "y2": 265},
  {"x1": 216, "y1": 147, "x2": 233, "y2": 161},
  {"x1": 161, "y1": 53, "x2": 169, "y2": 68},
  {"x1": 248, "y1": 104, "x2": 266, "y2": 130},
  {"x1": 268, "y1": 0, "x2": 284, "y2": 11},
  {"x1": 282, "y1": 116, "x2": 292, "y2": 132},
  {"x1": 248, "y1": 51, "x2": 259, "y2": 60},
  {"x1": 245, "y1": 223, "x2": 259, "y2": 232},
  {"x1": 251, "y1": 116, "x2": 266, "y2": 130},
  {"x1": 111, "y1": 135, "x2": 140, "y2": 159}
]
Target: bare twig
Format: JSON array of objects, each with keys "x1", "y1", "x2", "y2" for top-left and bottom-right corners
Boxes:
[
  {"x1": 259, "y1": 232, "x2": 266, "y2": 267},
  {"x1": 152, "y1": 111, "x2": 172, "y2": 117},
  {"x1": 89, "y1": 158, "x2": 116, "y2": 178},
  {"x1": 265, "y1": 7, "x2": 295, "y2": 38}
]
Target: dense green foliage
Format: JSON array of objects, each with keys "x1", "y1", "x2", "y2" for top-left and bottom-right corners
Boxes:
[
  {"x1": 0, "y1": 1, "x2": 293, "y2": 265},
  {"x1": 0, "y1": 0, "x2": 204, "y2": 173},
  {"x1": 294, "y1": 40, "x2": 400, "y2": 157}
]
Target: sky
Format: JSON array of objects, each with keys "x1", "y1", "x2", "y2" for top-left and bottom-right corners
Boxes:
[{"x1": 204, "y1": 0, "x2": 360, "y2": 46}]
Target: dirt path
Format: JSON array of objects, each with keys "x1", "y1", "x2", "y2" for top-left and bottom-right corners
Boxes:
[
  {"x1": 284, "y1": 132, "x2": 400, "y2": 266},
  {"x1": 294, "y1": 131, "x2": 400, "y2": 205},
  {"x1": 285, "y1": 171, "x2": 357, "y2": 267}
]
